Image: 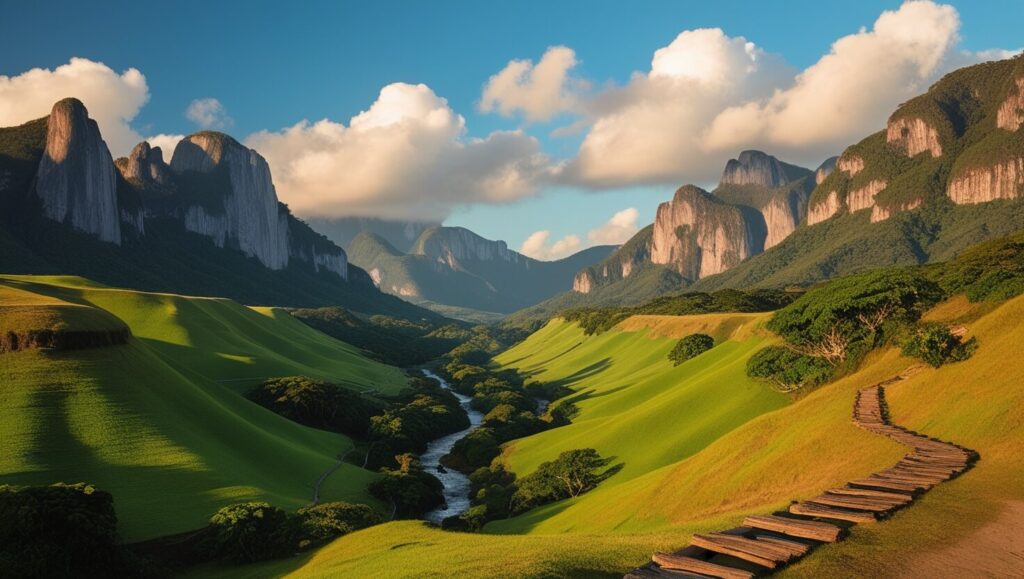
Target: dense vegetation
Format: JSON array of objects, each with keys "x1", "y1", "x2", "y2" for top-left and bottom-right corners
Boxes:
[
  {"x1": 248, "y1": 376, "x2": 384, "y2": 437},
  {"x1": 902, "y1": 324, "x2": 977, "y2": 368},
  {"x1": 368, "y1": 454, "x2": 445, "y2": 519},
  {"x1": 561, "y1": 288, "x2": 795, "y2": 335},
  {"x1": 509, "y1": 449, "x2": 616, "y2": 514},
  {"x1": 668, "y1": 334, "x2": 715, "y2": 365}
]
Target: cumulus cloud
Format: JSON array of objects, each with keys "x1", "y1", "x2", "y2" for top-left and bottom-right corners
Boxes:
[
  {"x1": 519, "y1": 230, "x2": 582, "y2": 260},
  {"x1": 0, "y1": 57, "x2": 149, "y2": 155},
  {"x1": 248, "y1": 82, "x2": 553, "y2": 220},
  {"x1": 563, "y1": 1, "x2": 1015, "y2": 188},
  {"x1": 480, "y1": 46, "x2": 585, "y2": 122},
  {"x1": 186, "y1": 97, "x2": 232, "y2": 129},
  {"x1": 587, "y1": 207, "x2": 639, "y2": 245}
]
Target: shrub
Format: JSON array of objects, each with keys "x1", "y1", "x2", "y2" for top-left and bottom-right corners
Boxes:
[
  {"x1": 368, "y1": 455, "x2": 444, "y2": 518},
  {"x1": 205, "y1": 502, "x2": 294, "y2": 563},
  {"x1": 295, "y1": 502, "x2": 381, "y2": 547},
  {"x1": 902, "y1": 324, "x2": 978, "y2": 367},
  {"x1": 248, "y1": 376, "x2": 381, "y2": 437},
  {"x1": 510, "y1": 449, "x2": 613, "y2": 513},
  {"x1": 668, "y1": 334, "x2": 715, "y2": 365},
  {"x1": 0, "y1": 483, "x2": 140, "y2": 578},
  {"x1": 746, "y1": 346, "x2": 834, "y2": 392}
]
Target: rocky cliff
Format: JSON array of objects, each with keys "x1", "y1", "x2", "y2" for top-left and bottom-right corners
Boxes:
[
  {"x1": 815, "y1": 157, "x2": 838, "y2": 185},
  {"x1": 117, "y1": 141, "x2": 172, "y2": 195},
  {"x1": 886, "y1": 117, "x2": 943, "y2": 158},
  {"x1": 34, "y1": 99, "x2": 125, "y2": 244},
  {"x1": 720, "y1": 150, "x2": 793, "y2": 188},
  {"x1": 573, "y1": 225, "x2": 653, "y2": 293},
  {"x1": 411, "y1": 226, "x2": 522, "y2": 269},
  {"x1": 650, "y1": 185, "x2": 763, "y2": 280}
]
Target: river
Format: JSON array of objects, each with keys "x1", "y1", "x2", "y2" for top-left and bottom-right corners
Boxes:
[{"x1": 420, "y1": 369, "x2": 484, "y2": 524}]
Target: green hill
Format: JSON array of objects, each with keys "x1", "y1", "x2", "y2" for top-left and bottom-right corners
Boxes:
[{"x1": 0, "y1": 276, "x2": 408, "y2": 541}]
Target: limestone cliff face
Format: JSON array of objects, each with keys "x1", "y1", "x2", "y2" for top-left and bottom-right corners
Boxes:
[
  {"x1": 34, "y1": 98, "x2": 122, "y2": 244},
  {"x1": 413, "y1": 226, "x2": 522, "y2": 269},
  {"x1": 887, "y1": 117, "x2": 942, "y2": 157},
  {"x1": 720, "y1": 150, "x2": 791, "y2": 188},
  {"x1": 807, "y1": 191, "x2": 841, "y2": 225},
  {"x1": 837, "y1": 154, "x2": 864, "y2": 176},
  {"x1": 846, "y1": 179, "x2": 888, "y2": 214},
  {"x1": 947, "y1": 158, "x2": 1024, "y2": 204},
  {"x1": 651, "y1": 186, "x2": 762, "y2": 280},
  {"x1": 816, "y1": 156, "x2": 838, "y2": 185},
  {"x1": 871, "y1": 198, "x2": 921, "y2": 223},
  {"x1": 118, "y1": 141, "x2": 172, "y2": 192},
  {"x1": 762, "y1": 189, "x2": 807, "y2": 249},
  {"x1": 997, "y1": 77, "x2": 1024, "y2": 131},
  {"x1": 573, "y1": 226, "x2": 652, "y2": 294},
  {"x1": 170, "y1": 132, "x2": 291, "y2": 270}
]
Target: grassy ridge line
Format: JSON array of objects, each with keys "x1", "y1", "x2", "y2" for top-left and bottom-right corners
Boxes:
[{"x1": 1, "y1": 275, "x2": 408, "y2": 395}]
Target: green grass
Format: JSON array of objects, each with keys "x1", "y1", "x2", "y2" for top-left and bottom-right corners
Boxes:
[
  {"x1": 0, "y1": 276, "x2": 410, "y2": 541},
  {"x1": 0, "y1": 275, "x2": 408, "y2": 394}
]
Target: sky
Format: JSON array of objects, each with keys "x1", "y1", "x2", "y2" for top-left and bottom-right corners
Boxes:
[{"x1": 1, "y1": 0, "x2": 1020, "y2": 259}]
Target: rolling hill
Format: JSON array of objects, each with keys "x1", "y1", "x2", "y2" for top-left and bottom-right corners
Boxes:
[{"x1": 0, "y1": 275, "x2": 408, "y2": 541}]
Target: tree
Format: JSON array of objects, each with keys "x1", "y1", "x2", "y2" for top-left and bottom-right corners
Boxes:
[
  {"x1": 668, "y1": 334, "x2": 715, "y2": 365},
  {"x1": 510, "y1": 449, "x2": 611, "y2": 513},
  {"x1": 746, "y1": 346, "x2": 834, "y2": 392},
  {"x1": 902, "y1": 323, "x2": 978, "y2": 367},
  {"x1": 205, "y1": 502, "x2": 294, "y2": 563},
  {"x1": 295, "y1": 502, "x2": 380, "y2": 546}
]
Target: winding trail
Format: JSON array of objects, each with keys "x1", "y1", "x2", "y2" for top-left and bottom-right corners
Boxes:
[
  {"x1": 627, "y1": 372, "x2": 978, "y2": 578},
  {"x1": 311, "y1": 450, "x2": 351, "y2": 506}
]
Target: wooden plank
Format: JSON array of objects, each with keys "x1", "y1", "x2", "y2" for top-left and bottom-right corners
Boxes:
[
  {"x1": 806, "y1": 497, "x2": 895, "y2": 513},
  {"x1": 751, "y1": 535, "x2": 811, "y2": 557},
  {"x1": 849, "y1": 478, "x2": 922, "y2": 493},
  {"x1": 790, "y1": 502, "x2": 877, "y2": 524},
  {"x1": 651, "y1": 554, "x2": 753, "y2": 579},
  {"x1": 700, "y1": 533, "x2": 797, "y2": 562},
  {"x1": 742, "y1": 515, "x2": 841, "y2": 542},
  {"x1": 689, "y1": 535, "x2": 779, "y2": 568},
  {"x1": 827, "y1": 488, "x2": 913, "y2": 502}
]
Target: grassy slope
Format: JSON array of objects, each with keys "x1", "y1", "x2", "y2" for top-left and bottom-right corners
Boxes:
[
  {"x1": 1, "y1": 275, "x2": 407, "y2": 395},
  {"x1": 0, "y1": 276, "x2": 410, "y2": 541}
]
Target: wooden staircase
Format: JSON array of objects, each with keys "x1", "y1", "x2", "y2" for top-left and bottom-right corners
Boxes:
[{"x1": 625, "y1": 374, "x2": 978, "y2": 578}]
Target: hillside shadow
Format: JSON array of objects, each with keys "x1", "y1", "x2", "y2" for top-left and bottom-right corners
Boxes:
[
  {"x1": 503, "y1": 340, "x2": 586, "y2": 370},
  {"x1": 538, "y1": 357, "x2": 613, "y2": 391}
]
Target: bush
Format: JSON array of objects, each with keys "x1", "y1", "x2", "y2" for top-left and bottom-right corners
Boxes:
[
  {"x1": 368, "y1": 454, "x2": 444, "y2": 518},
  {"x1": 668, "y1": 334, "x2": 715, "y2": 365},
  {"x1": 295, "y1": 502, "x2": 381, "y2": 547},
  {"x1": 248, "y1": 376, "x2": 382, "y2": 437},
  {"x1": 902, "y1": 324, "x2": 978, "y2": 367},
  {"x1": 0, "y1": 483, "x2": 142, "y2": 578},
  {"x1": 205, "y1": 502, "x2": 295, "y2": 563},
  {"x1": 746, "y1": 346, "x2": 834, "y2": 391},
  {"x1": 510, "y1": 449, "x2": 614, "y2": 514}
]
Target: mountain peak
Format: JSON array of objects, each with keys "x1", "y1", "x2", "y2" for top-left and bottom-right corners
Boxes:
[{"x1": 720, "y1": 150, "x2": 792, "y2": 188}]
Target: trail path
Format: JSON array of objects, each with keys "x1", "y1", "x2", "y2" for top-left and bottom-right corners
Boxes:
[
  {"x1": 627, "y1": 372, "x2": 978, "y2": 578},
  {"x1": 311, "y1": 450, "x2": 351, "y2": 506}
]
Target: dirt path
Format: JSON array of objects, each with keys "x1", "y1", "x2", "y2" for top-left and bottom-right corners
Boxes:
[
  {"x1": 901, "y1": 500, "x2": 1024, "y2": 578},
  {"x1": 311, "y1": 450, "x2": 351, "y2": 506},
  {"x1": 627, "y1": 372, "x2": 978, "y2": 578}
]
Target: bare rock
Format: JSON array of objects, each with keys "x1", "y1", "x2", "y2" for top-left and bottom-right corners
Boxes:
[{"x1": 887, "y1": 117, "x2": 942, "y2": 157}]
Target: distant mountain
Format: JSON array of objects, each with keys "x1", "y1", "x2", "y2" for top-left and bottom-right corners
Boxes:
[
  {"x1": 306, "y1": 216, "x2": 438, "y2": 253},
  {"x1": 511, "y1": 55, "x2": 1024, "y2": 323},
  {"x1": 0, "y1": 98, "x2": 442, "y2": 320},
  {"x1": 347, "y1": 226, "x2": 615, "y2": 319}
]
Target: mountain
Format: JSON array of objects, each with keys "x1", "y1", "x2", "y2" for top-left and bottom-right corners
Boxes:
[
  {"x1": 347, "y1": 226, "x2": 615, "y2": 319},
  {"x1": 306, "y1": 216, "x2": 438, "y2": 252},
  {"x1": 0, "y1": 99, "x2": 441, "y2": 319}
]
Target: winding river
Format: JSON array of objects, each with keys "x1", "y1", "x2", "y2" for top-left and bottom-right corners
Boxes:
[{"x1": 420, "y1": 369, "x2": 484, "y2": 524}]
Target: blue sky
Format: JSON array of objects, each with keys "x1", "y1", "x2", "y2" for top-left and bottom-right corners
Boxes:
[{"x1": 1, "y1": 0, "x2": 1021, "y2": 257}]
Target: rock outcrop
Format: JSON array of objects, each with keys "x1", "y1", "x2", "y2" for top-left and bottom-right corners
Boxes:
[
  {"x1": 412, "y1": 226, "x2": 522, "y2": 268},
  {"x1": 996, "y1": 77, "x2": 1024, "y2": 131},
  {"x1": 572, "y1": 226, "x2": 653, "y2": 294},
  {"x1": 871, "y1": 199, "x2": 921, "y2": 223},
  {"x1": 34, "y1": 98, "x2": 122, "y2": 244},
  {"x1": 807, "y1": 191, "x2": 841, "y2": 226},
  {"x1": 720, "y1": 150, "x2": 791, "y2": 188},
  {"x1": 887, "y1": 117, "x2": 942, "y2": 158},
  {"x1": 170, "y1": 132, "x2": 291, "y2": 270},
  {"x1": 837, "y1": 155, "x2": 864, "y2": 176},
  {"x1": 118, "y1": 141, "x2": 172, "y2": 193},
  {"x1": 816, "y1": 156, "x2": 838, "y2": 185},
  {"x1": 762, "y1": 189, "x2": 807, "y2": 249},
  {"x1": 846, "y1": 179, "x2": 888, "y2": 214},
  {"x1": 947, "y1": 158, "x2": 1024, "y2": 204},
  {"x1": 651, "y1": 186, "x2": 763, "y2": 280}
]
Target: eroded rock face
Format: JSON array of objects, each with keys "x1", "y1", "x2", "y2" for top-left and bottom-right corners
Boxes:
[
  {"x1": 847, "y1": 179, "x2": 888, "y2": 214},
  {"x1": 807, "y1": 191, "x2": 841, "y2": 226},
  {"x1": 119, "y1": 141, "x2": 172, "y2": 190},
  {"x1": 651, "y1": 185, "x2": 762, "y2": 280},
  {"x1": 414, "y1": 227, "x2": 521, "y2": 268},
  {"x1": 838, "y1": 155, "x2": 864, "y2": 176},
  {"x1": 887, "y1": 117, "x2": 942, "y2": 157},
  {"x1": 170, "y1": 133, "x2": 291, "y2": 270},
  {"x1": 720, "y1": 150, "x2": 791, "y2": 188},
  {"x1": 997, "y1": 77, "x2": 1024, "y2": 131},
  {"x1": 572, "y1": 270, "x2": 594, "y2": 293},
  {"x1": 947, "y1": 158, "x2": 1024, "y2": 204},
  {"x1": 35, "y1": 98, "x2": 121, "y2": 244},
  {"x1": 763, "y1": 190, "x2": 807, "y2": 249},
  {"x1": 816, "y1": 156, "x2": 838, "y2": 185},
  {"x1": 870, "y1": 199, "x2": 922, "y2": 223}
]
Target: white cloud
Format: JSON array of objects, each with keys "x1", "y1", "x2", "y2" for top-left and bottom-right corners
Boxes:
[
  {"x1": 145, "y1": 134, "x2": 185, "y2": 160},
  {"x1": 186, "y1": 97, "x2": 232, "y2": 129},
  {"x1": 519, "y1": 230, "x2": 582, "y2": 260},
  {"x1": 587, "y1": 207, "x2": 639, "y2": 245},
  {"x1": 480, "y1": 46, "x2": 585, "y2": 122},
  {"x1": 0, "y1": 57, "x2": 149, "y2": 156},
  {"x1": 563, "y1": 1, "x2": 1015, "y2": 187},
  {"x1": 247, "y1": 82, "x2": 553, "y2": 220}
]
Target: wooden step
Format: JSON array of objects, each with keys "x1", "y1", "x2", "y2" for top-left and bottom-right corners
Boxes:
[
  {"x1": 790, "y1": 502, "x2": 877, "y2": 524},
  {"x1": 827, "y1": 487, "x2": 913, "y2": 503},
  {"x1": 651, "y1": 554, "x2": 753, "y2": 579},
  {"x1": 742, "y1": 515, "x2": 841, "y2": 542},
  {"x1": 849, "y1": 478, "x2": 923, "y2": 493},
  {"x1": 805, "y1": 496, "x2": 895, "y2": 513},
  {"x1": 689, "y1": 534, "x2": 781, "y2": 568},
  {"x1": 820, "y1": 492, "x2": 908, "y2": 507},
  {"x1": 751, "y1": 534, "x2": 811, "y2": 557},
  {"x1": 700, "y1": 533, "x2": 799, "y2": 562}
]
